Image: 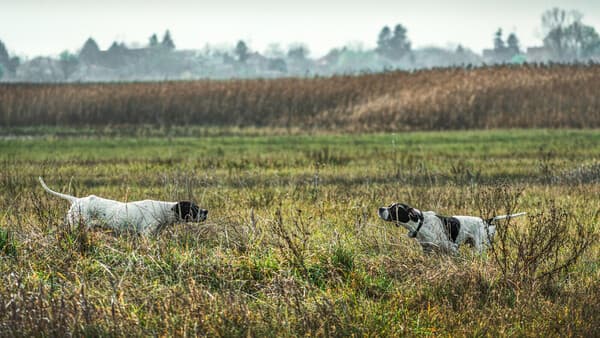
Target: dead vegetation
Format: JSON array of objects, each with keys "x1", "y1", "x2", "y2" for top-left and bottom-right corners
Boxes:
[{"x1": 1, "y1": 64, "x2": 600, "y2": 131}]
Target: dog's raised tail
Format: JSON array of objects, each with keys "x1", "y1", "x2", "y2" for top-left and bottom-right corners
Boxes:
[
  {"x1": 488, "y1": 212, "x2": 527, "y2": 223},
  {"x1": 38, "y1": 177, "x2": 77, "y2": 203}
]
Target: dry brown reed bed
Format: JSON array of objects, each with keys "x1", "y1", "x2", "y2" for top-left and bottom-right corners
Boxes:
[{"x1": 1, "y1": 64, "x2": 599, "y2": 130}]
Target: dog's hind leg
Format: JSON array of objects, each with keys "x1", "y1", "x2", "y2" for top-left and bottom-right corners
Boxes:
[
  {"x1": 485, "y1": 225, "x2": 496, "y2": 244},
  {"x1": 420, "y1": 243, "x2": 435, "y2": 254},
  {"x1": 428, "y1": 241, "x2": 458, "y2": 255}
]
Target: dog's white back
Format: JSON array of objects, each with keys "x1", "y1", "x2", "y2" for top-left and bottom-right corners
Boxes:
[
  {"x1": 395, "y1": 212, "x2": 496, "y2": 253},
  {"x1": 40, "y1": 177, "x2": 191, "y2": 234},
  {"x1": 377, "y1": 203, "x2": 525, "y2": 254},
  {"x1": 67, "y1": 195, "x2": 179, "y2": 234}
]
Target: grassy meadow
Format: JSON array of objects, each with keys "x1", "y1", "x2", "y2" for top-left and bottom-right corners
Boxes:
[{"x1": 0, "y1": 128, "x2": 599, "y2": 336}]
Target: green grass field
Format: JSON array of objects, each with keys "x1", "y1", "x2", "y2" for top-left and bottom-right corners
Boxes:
[{"x1": 1, "y1": 128, "x2": 599, "y2": 336}]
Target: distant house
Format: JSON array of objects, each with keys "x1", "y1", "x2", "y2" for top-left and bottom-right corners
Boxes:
[
  {"x1": 526, "y1": 46, "x2": 553, "y2": 63},
  {"x1": 482, "y1": 47, "x2": 519, "y2": 63},
  {"x1": 246, "y1": 52, "x2": 270, "y2": 69},
  {"x1": 317, "y1": 48, "x2": 344, "y2": 67},
  {"x1": 16, "y1": 57, "x2": 63, "y2": 82},
  {"x1": 79, "y1": 38, "x2": 175, "y2": 69}
]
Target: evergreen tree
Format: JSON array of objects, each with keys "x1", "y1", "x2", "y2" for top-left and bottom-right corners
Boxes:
[
  {"x1": 507, "y1": 33, "x2": 520, "y2": 53},
  {"x1": 161, "y1": 30, "x2": 175, "y2": 50},
  {"x1": 494, "y1": 28, "x2": 505, "y2": 50},
  {"x1": 389, "y1": 24, "x2": 411, "y2": 59},
  {"x1": 0, "y1": 39, "x2": 15, "y2": 77},
  {"x1": 235, "y1": 40, "x2": 249, "y2": 63},
  {"x1": 79, "y1": 37, "x2": 101, "y2": 64},
  {"x1": 376, "y1": 26, "x2": 392, "y2": 56},
  {"x1": 376, "y1": 24, "x2": 411, "y2": 60},
  {"x1": 0, "y1": 40, "x2": 9, "y2": 64},
  {"x1": 287, "y1": 45, "x2": 309, "y2": 60},
  {"x1": 108, "y1": 41, "x2": 127, "y2": 53},
  {"x1": 7, "y1": 56, "x2": 19, "y2": 73},
  {"x1": 149, "y1": 33, "x2": 159, "y2": 47}
]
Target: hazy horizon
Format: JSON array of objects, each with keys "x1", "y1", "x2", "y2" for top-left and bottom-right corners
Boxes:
[{"x1": 1, "y1": 0, "x2": 600, "y2": 58}]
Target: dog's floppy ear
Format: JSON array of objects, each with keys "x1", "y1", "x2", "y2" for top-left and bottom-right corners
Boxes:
[
  {"x1": 408, "y1": 208, "x2": 422, "y2": 222},
  {"x1": 172, "y1": 201, "x2": 198, "y2": 221}
]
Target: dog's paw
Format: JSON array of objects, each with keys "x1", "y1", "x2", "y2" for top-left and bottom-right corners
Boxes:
[{"x1": 449, "y1": 243, "x2": 459, "y2": 253}]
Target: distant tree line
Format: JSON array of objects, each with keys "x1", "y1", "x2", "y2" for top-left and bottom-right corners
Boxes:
[
  {"x1": 0, "y1": 40, "x2": 21, "y2": 79},
  {"x1": 0, "y1": 7, "x2": 599, "y2": 82}
]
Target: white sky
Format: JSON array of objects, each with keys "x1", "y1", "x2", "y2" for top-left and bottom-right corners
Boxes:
[{"x1": 1, "y1": 0, "x2": 599, "y2": 58}]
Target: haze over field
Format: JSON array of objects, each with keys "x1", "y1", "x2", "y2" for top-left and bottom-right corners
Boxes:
[
  {"x1": 1, "y1": 1, "x2": 600, "y2": 81},
  {"x1": 3, "y1": 0, "x2": 600, "y2": 57}
]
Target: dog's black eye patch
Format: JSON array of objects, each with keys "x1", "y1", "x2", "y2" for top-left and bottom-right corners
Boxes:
[{"x1": 172, "y1": 201, "x2": 201, "y2": 220}]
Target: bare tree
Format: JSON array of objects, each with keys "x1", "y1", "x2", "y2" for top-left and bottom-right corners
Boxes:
[
  {"x1": 564, "y1": 21, "x2": 600, "y2": 59},
  {"x1": 540, "y1": 8, "x2": 600, "y2": 60}
]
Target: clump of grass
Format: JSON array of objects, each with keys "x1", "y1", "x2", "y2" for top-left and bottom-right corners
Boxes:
[
  {"x1": 477, "y1": 184, "x2": 596, "y2": 292},
  {"x1": 558, "y1": 161, "x2": 600, "y2": 184},
  {"x1": 269, "y1": 207, "x2": 312, "y2": 279},
  {"x1": 0, "y1": 227, "x2": 17, "y2": 258}
]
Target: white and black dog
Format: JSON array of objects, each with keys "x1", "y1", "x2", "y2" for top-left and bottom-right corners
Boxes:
[
  {"x1": 378, "y1": 203, "x2": 526, "y2": 254},
  {"x1": 39, "y1": 177, "x2": 207, "y2": 235}
]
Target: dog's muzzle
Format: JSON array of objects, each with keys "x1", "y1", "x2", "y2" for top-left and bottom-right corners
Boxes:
[
  {"x1": 198, "y1": 209, "x2": 208, "y2": 222},
  {"x1": 378, "y1": 207, "x2": 390, "y2": 221}
]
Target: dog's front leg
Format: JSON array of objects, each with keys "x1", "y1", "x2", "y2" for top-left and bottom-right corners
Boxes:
[
  {"x1": 438, "y1": 241, "x2": 458, "y2": 254},
  {"x1": 448, "y1": 242, "x2": 459, "y2": 254},
  {"x1": 471, "y1": 230, "x2": 486, "y2": 253}
]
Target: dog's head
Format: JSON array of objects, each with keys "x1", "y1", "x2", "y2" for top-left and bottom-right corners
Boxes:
[
  {"x1": 172, "y1": 201, "x2": 208, "y2": 222},
  {"x1": 378, "y1": 203, "x2": 422, "y2": 226}
]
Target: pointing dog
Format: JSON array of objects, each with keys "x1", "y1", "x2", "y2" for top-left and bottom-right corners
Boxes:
[
  {"x1": 378, "y1": 203, "x2": 526, "y2": 254},
  {"x1": 39, "y1": 177, "x2": 207, "y2": 235}
]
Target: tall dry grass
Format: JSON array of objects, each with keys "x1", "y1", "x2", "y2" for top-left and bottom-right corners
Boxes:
[{"x1": 1, "y1": 64, "x2": 599, "y2": 130}]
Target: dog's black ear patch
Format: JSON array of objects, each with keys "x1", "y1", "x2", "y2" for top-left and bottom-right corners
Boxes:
[
  {"x1": 172, "y1": 201, "x2": 200, "y2": 221},
  {"x1": 390, "y1": 203, "x2": 410, "y2": 223}
]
